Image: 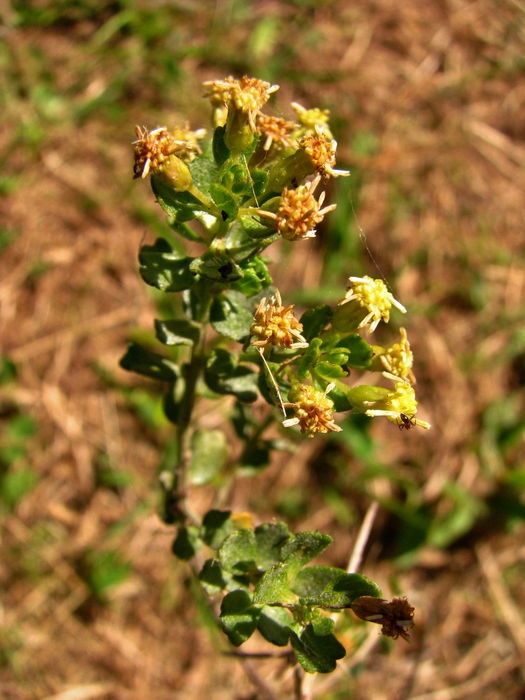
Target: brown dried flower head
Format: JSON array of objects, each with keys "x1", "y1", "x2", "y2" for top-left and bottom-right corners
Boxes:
[
  {"x1": 283, "y1": 383, "x2": 342, "y2": 438},
  {"x1": 251, "y1": 290, "x2": 308, "y2": 349},
  {"x1": 258, "y1": 175, "x2": 336, "y2": 241},
  {"x1": 133, "y1": 125, "x2": 200, "y2": 181},
  {"x1": 350, "y1": 596, "x2": 415, "y2": 642}
]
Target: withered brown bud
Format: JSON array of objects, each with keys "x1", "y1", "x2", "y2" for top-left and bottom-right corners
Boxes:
[{"x1": 350, "y1": 595, "x2": 415, "y2": 642}]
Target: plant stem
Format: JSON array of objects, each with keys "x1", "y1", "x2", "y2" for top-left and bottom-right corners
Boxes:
[{"x1": 168, "y1": 287, "x2": 213, "y2": 522}]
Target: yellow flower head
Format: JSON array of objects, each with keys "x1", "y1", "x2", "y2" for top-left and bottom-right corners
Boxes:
[
  {"x1": 203, "y1": 76, "x2": 279, "y2": 131},
  {"x1": 379, "y1": 328, "x2": 416, "y2": 383},
  {"x1": 351, "y1": 596, "x2": 415, "y2": 642},
  {"x1": 258, "y1": 175, "x2": 336, "y2": 241},
  {"x1": 283, "y1": 383, "x2": 342, "y2": 438},
  {"x1": 364, "y1": 373, "x2": 430, "y2": 429},
  {"x1": 170, "y1": 123, "x2": 207, "y2": 162},
  {"x1": 256, "y1": 113, "x2": 298, "y2": 152},
  {"x1": 299, "y1": 125, "x2": 349, "y2": 179},
  {"x1": 291, "y1": 102, "x2": 333, "y2": 140},
  {"x1": 250, "y1": 290, "x2": 308, "y2": 349},
  {"x1": 338, "y1": 276, "x2": 407, "y2": 333}
]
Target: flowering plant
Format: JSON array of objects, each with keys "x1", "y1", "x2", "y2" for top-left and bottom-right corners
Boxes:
[{"x1": 123, "y1": 76, "x2": 428, "y2": 678}]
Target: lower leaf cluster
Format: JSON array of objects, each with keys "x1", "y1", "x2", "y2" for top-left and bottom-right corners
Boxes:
[{"x1": 172, "y1": 511, "x2": 382, "y2": 673}]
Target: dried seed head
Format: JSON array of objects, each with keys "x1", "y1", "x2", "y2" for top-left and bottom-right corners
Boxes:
[{"x1": 351, "y1": 596, "x2": 415, "y2": 642}]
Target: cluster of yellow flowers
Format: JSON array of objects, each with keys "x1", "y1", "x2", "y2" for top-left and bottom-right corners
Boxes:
[{"x1": 132, "y1": 75, "x2": 429, "y2": 438}]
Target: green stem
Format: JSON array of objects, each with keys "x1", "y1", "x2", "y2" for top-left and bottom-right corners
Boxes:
[
  {"x1": 187, "y1": 183, "x2": 222, "y2": 218},
  {"x1": 168, "y1": 286, "x2": 214, "y2": 523}
]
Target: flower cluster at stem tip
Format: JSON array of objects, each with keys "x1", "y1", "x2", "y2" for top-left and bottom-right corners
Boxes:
[{"x1": 132, "y1": 75, "x2": 430, "y2": 436}]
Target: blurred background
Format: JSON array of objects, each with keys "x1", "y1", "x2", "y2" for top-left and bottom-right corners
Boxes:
[{"x1": 1, "y1": 1, "x2": 525, "y2": 698}]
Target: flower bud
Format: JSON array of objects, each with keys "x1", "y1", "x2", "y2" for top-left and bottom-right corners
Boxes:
[{"x1": 156, "y1": 155, "x2": 193, "y2": 192}]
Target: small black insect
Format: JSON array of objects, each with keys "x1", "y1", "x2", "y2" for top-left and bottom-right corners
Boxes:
[
  {"x1": 219, "y1": 262, "x2": 233, "y2": 279},
  {"x1": 398, "y1": 413, "x2": 417, "y2": 431},
  {"x1": 221, "y1": 210, "x2": 229, "y2": 221}
]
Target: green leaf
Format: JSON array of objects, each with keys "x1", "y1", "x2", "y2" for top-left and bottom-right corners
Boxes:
[
  {"x1": 225, "y1": 222, "x2": 279, "y2": 263},
  {"x1": 210, "y1": 183, "x2": 239, "y2": 221},
  {"x1": 257, "y1": 605, "x2": 291, "y2": 646},
  {"x1": 251, "y1": 169, "x2": 269, "y2": 197},
  {"x1": 212, "y1": 125, "x2": 230, "y2": 166},
  {"x1": 172, "y1": 526, "x2": 201, "y2": 561},
  {"x1": 189, "y1": 155, "x2": 219, "y2": 196},
  {"x1": 205, "y1": 349, "x2": 259, "y2": 403},
  {"x1": 85, "y1": 550, "x2": 131, "y2": 600},
  {"x1": 151, "y1": 175, "x2": 204, "y2": 222},
  {"x1": 324, "y1": 350, "x2": 350, "y2": 366},
  {"x1": 168, "y1": 217, "x2": 205, "y2": 242},
  {"x1": 120, "y1": 343, "x2": 180, "y2": 382},
  {"x1": 312, "y1": 616, "x2": 335, "y2": 636},
  {"x1": 230, "y1": 257, "x2": 272, "y2": 296},
  {"x1": 0, "y1": 468, "x2": 38, "y2": 508},
  {"x1": 336, "y1": 334, "x2": 373, "y2": 369},
  {"x1": 8, "y1": 414, "x2": 37, "y2": 439},
  {"x1": 325, "y1": 384, "x2": 353, "y2": 413},
  {"x1": 298, "y1": 338, "x2": 322, "y2": 379},
  {"x1": 280, "y1": 531, "x2": 333, "y2": 572},
  {"x1": 189, "y1": 252, "x2": 243, "y2": 283},
  {"x1": 319, "y1": 573, "x2": 382, "y2": 608},
  {"x1": 239, "y1": 442, "x2": 271, "y2": 476},
  {"x1": 220, "y1": 590, "x2": 260, "y2": 646},
  {"x1": 163, "y1": 380, "x2": 181, "y2": 424},
  {"x1": 253, "y1": 564, "x2": 297, "y2": 605},
  {"x1": 230, "y1": 164, "x2": 255, "y2": 197},
  {"x1": 0, "y1": 357, "x2": 17, "y2": 385},
  {"x1": 219, "y1": 529, "x2": 258, "y2": 574},
  {"x1": 139, "y1": 238, "x2": 195, "y2": 292},
  {"x1": 315, "y1": 361, "x2": 348, "y2": 380},
  {"x1": 200, "y1": 509, "x2": 234, "y2": 550},
  {"x1": 154, "y1": 319, "x2": 201, "y2": 346},
  {"x1": 254, "y1": 522, "x2": 292, "y2": 571},
  {"x1": 291, "y1": 566, "x2": 345, "y2": 598},
  {"x1": 300, "y1": 306, "x2": 332, "y2": 342},
  {"x1": 189, "y1": 429, "x2": 229, "y2": 485},
  {"x1": 239, "y1": 213, "x2": 274, "y2": 237},
  {"x1": 199, "y1": 559, "x2": 227, "y2": 595},
  {"x1": 290, "y1": 625, "x2": 346, "y2": 674},
  {"x1": 210, "y1": 291, "x2": 254, "y2": 341}
]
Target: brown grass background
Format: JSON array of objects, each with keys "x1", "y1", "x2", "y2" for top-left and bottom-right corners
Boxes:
[{"x1": 1, "y1": 1, "x2": 525, "y2": 698}]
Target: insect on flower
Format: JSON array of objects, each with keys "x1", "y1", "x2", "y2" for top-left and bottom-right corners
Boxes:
[{"x1": 399, "y1": 413, "x2": 417, "y2": 431}]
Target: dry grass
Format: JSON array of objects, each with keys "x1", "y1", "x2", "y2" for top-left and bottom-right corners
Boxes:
[{"x1": 1, "y1": 1, "x2": 525, "y2": 698}]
